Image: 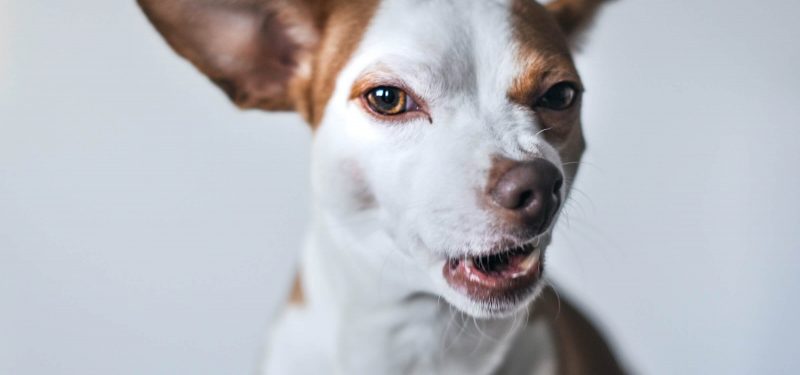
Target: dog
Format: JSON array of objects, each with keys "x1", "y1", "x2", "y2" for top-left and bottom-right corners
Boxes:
[{"x1": 138, "y1": 0, "x2": 624, "y2": 373}]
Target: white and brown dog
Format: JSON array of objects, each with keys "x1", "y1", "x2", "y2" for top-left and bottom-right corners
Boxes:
[{"x1": 138, "y1": 0, "x2": 623, "y2": 373}]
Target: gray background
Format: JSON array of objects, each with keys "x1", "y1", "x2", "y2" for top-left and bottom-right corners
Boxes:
[{"x1": 2, "y1": 0, "x2": 799, "y2": 374}]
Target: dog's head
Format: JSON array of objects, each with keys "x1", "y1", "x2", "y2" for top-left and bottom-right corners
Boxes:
[{"x1": 140, "y1": 0, "x2": 608, "y2": 318}]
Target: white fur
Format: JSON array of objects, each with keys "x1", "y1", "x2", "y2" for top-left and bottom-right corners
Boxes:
[{"x1": 263, "y1": 0, "x2": 568, "y2": 373}]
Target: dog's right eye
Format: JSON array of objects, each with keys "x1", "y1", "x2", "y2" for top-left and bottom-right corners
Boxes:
[{"x1": 364, "y1": 86, "x2": 418, "y2": 116}]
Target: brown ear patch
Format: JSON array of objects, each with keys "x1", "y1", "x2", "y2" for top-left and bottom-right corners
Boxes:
[
  {"x1": 138, "y1": 0, "x2": 323, "y2": 112},
  {"x1": 138, "y1": 0, "x2": 379, "y2": 127},
  {"x1": 545, "y1": 0, "x2": 610, "y2": 42},
  {"x1": 205, "y1": 6, "x2": 307, "y2": 110}
]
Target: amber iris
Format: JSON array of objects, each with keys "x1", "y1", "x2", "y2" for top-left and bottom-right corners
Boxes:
[{"x1": 365, "y1": 86, "x2": 408, "y2": 115}]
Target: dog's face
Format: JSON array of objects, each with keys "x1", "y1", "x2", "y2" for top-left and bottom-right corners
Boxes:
[{"x1": 140, "y1": 0, "x2": 605, "y2": 318}]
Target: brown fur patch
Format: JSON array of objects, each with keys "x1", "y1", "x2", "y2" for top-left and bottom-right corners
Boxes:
[
  {"x1": 508, "y1": 0, "x2": 578, "y2": 108},
  {"x1": 302, "y1": 0, "x2": 378, "y2": 128},
  {"x1": 531, "y1": 286, "x2": 626, "y2": 374},
  {"x1": 288, "y1": 272, "x2": 305, "y2": 306},
  {"x1": 509, "y1": 0, "x2": 585, "y2": 168}
]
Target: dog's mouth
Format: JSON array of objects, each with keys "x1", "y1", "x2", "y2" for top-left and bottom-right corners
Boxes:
[{"x1": 442, "y1": 243, "x2": 543, "y2": 302}]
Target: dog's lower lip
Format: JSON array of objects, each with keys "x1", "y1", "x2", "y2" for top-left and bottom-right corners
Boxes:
[{"x1": 443, "y1": 245, "x2": 543, "y2": 301}]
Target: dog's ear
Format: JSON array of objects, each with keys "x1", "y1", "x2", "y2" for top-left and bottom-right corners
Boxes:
[
  {"x1": 545, "y1": 0, "x2": 610, "y2": 44},
  {"x1": 138, "y1": 0, "x2": 321, "y2": 112}
]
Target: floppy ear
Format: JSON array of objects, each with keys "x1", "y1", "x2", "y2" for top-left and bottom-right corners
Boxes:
[
  {"x1": 137, "y1": 0, "x2": 320, "y2": 112},
  {"x1": 545, "y1": 0, "x2": 610, "y2": 43}
]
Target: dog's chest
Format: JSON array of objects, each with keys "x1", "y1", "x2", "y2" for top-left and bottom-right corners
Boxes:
[{"x1": 262, "y1": 304, "x2": 557, "y2": 375}]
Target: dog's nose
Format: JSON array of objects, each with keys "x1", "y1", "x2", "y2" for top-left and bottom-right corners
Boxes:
[{"x1": 488, "y1": 158, "x2": 563, "y2": 232}]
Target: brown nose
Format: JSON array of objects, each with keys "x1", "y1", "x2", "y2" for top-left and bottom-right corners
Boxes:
[{"x1": 488, "y1": 158, "x2": 563, "y2": 233}]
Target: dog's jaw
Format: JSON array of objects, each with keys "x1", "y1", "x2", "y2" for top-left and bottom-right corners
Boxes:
[{"x1": 298, "y1": 211, "x2": 535, "y2": 374}]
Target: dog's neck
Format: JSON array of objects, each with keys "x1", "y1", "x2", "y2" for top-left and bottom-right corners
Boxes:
[{"x1": 298, "y1": 208, "x2": 549, "y2": 374}]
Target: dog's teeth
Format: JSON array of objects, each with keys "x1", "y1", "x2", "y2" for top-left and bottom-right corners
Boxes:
[{"x1": 518, "y1": 248, "x2": 541, "y2": 272}]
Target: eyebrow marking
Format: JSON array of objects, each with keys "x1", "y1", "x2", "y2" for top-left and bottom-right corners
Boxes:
[{"x1": 507, "y1": 0, "x2": 578, "y2": 107}]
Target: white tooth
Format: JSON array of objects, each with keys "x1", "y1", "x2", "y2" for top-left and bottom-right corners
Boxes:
[{"x1": 518, "y1": 248, "x2": 541, "y2": 272}]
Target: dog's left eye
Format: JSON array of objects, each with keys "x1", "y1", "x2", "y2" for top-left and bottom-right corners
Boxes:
[
  {"x1": 535, "y1": 82, "x2": 579, "y2": 111},
  {"x1": 364, "y1": 86, "x2": 417, "y2": 116}
]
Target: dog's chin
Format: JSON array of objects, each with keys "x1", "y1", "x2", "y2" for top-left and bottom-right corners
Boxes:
[
  {"x1": 435, "y1": 244, "x2": 546, "y2": 319},
  {"x1": 441, "y1": 281, "x2": 546, "y2": 319}
]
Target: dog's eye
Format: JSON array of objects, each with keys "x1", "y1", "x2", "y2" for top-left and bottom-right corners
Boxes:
[
  {"x1": 364, "y1": 86, "x2": 416, "y2": 116},
  {"x1": 535, "y1": 82, "x2": 579, "y2": 111}
]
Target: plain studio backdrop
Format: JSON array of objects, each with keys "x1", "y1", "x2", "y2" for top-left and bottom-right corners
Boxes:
[{"x1": 2, "y1": 0, "x2": 799, "y2": 374}]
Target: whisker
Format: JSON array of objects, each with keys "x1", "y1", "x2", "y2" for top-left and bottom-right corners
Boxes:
[{"x1": 535, "y1": 127, "x2": 553, "y2": 137}]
